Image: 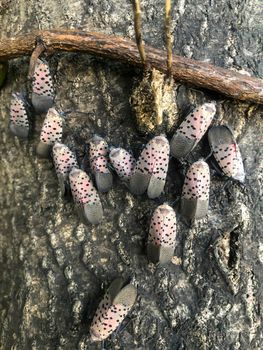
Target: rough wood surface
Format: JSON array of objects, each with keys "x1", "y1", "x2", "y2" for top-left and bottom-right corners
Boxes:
[
  {"x1": 0, "y1": 29, "x2": 263, "y2": 104},
  {"x1": 0, "y1": 1, "x2": 263, "y2": 350}
]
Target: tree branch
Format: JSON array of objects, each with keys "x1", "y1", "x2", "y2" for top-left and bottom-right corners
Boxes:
[
  {"x1": 0, "y1": 29, "x2": 262, "y2": 104},
  {"x1": 133, "y1": 0, "x2": 146, "y2": 66},
  {"x1": 165, "y1": 0, "x2": 173, "y2": 78}
]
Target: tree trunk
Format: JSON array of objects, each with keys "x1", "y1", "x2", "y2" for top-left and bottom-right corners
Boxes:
[{"x1": 0, "y1": 1, "x2": 262, "y2": 349}]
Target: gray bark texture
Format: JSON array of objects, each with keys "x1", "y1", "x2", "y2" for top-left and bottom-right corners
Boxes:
[{"x1": 0, "y1": 1, "x2": 263, "y2": 349}]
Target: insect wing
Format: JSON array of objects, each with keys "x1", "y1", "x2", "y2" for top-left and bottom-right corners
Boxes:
[
  {"x1": 37, "y1": 108, "x2": 63, "y2": 158},
  {"x1": 69, "y1": 168, "x2": 103, "y2": 225},
  {"x1": 147, "y1": 136, "x2": 170, "y2": 199},
  {"x1": 147, "y1": 204, "x2": 176, "y2": 264},
  {"x1": 52, "y1": 142, "x2": 78, "y2": 196},
  {"x1": 90, "y1": 135, "x2": 113, "y2": 192},
  {"x1": 130, "y1": 135, "x2": 169, "y2": 197},
  {"x1": 171, "y1": 102, "x2": 216, "y2": 159},
  {"x1": 181, "y1": 160, "x2": 210, "y2": 220},
  {"x1": 208, "y1": 125, "x2": 245, "y2": 183},
  {"x1": 90, "y1": 279, "x2": 137, "y2": 342},
  {"x1": 109, "y1": 148, "x2": 136, "y2": 182},
  {"x1": 9, "y1": 93, "x2": 29, "y2": 138},
  {"x1": 31, "y1": 59, "x2": 54, "y2": 114}
]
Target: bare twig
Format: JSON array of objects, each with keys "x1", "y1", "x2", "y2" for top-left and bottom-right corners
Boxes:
[
  {"x1": 133, "y1": 0, "x2": 146, "y2": 65},
  {"x1": 165, "y1": 0, "x2": 172, "y2": 78},
  {"x1": 28, "y1": 38, "x2": 46, "y2": 78},
  {"x1": 0, "y1": 29, "x2": 262, "y2": 104}
]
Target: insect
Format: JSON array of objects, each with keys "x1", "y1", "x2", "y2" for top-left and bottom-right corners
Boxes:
[
  {"x1": 52, "y1": 142, "x2": 78, "y2": 197},
  {"x1": 208, "y1": 125, "x2": 245, "y2": 183},
  {"x1": 9, "y1": 92, "x2": 29, "y2": 138},
  {"x1": 181, "y1": 160, "x2": 210, "y2": 220},
  {"x1": 31, "y1": 58, "x2": 54, "y2": 114},
  {"x1": 129, "y1": 135, "x2": 170, "y2": 199},
  {"x1": 69, "y1": 167, "x2": 103, "y2": 225},
  {"x1": 36, "y1": 108, "x2": 63, "y2": 158},
  {"x1": 109, "y1": 147, "x2": 136, "y2": 184},
  {"x1": 89, "y1": 135, "x2": 113, "y2": 192},
  {"x1": 170, "y1": 102, "x2": 216, "y2": 159},
  {"x1": 147, "y1": 203, "x2": 177, "y2": 264},
  {"x1": 90, "y1": 278, "x2": 137, "y2": 342}
]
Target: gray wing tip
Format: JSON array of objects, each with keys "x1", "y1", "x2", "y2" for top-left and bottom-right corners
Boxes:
[
  {"x1": 170, "y1": 134, "x2": 196, "y2": 159},
  {"x1": 233, "y1": 172, "x2": 245, "y2": 183},
  {"x1": 129, "y1": 172, "x2": 150, "y2": 195},
  {"x1": 32, "y1": 93, "x2": 54, "y2": 114},
  {"x1": 36, "y1": 142, "x2": 52, "y2": 158},
  {"x1": 91, "y1": 134, "x2": 104, "y2": 143},
  {"x1": 147, "y1": 177, "x2": 165, "y2": 199},
  {"x1": 9, "y1": 123, "x2": 29, "y2": 139},
  {"x1": 181, "y1": 198, "x2": 208, "y2": 220},
  {"x1": 108, "y1": 278, "x2": 125, "y2": 300},
  {"x1": 112, "y1": 283, "x2": 137, "y2": 307},
  {"x1": 83, "y1": 202, "x2": 103, "y2": 225},
  {"x1": 208, "y1": 125, "x2": 234, "y2": 146},
  {"x1": 147, "y1": 244, "x2": 174, "y2": 265},
  {"x1": 95, "y1": 172, "x2": 113, "y2": 193}
]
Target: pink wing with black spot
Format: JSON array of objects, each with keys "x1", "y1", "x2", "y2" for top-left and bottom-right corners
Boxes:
[
  {"x1": 181, "y1": 160, "x2": 210, "y2": 220},
  {"x1": 91, "y1": 155, "x2": 109, "y2": 174},
  {"x1": 32, "y1": 59, "x2": 54, "y2": 96},
  {"x1": 109, "y1": 147, "x2": 136, "y2": 182},
  {"x1": 208, "y1": 125, "x2": 245, "y2": 183},
  {"x1": 170, "y1": 102, "x2": 216, "y2": 159},
  {"x1": 9, "y1": 93, "x2": 29, "y2": 138},
  {"x1": 69, "y1": 168, "x2": 103, "y2": 225},
  {"x1": 53, "y1": 143, "x2": 78, "y2": 196},
  {"x1": 40, "y1": 108, "x2": 63, "y2": 145},
  {"x1": 89, "y1": 135, "x2": 108, "y2": 159},
  {"x1": 69, "y1": 168, "x2": 100, "y2": 205},
  {"x1": 147, "y1": 204, "x2": 176, "y2": 264},
  {"x1": 31, "y1": 59, "x2": 54, "y2": 113},
  {"x1": 36, "y1": 108, "x2": 63, "y2": 158},
  {"x1": 90, "y1": 279, "x2": 137, "y2": 342},
  {"x1": 182, "y1": 160, "x2": 210, "y2": 200},
  {"x1": 53, "y1": 143, "x2": 78, "y2": 178},
  {"x1": 89, "y1": 135, "x2": 113, "y2": 192},
  {"x1": 130, "y1": 135, "x2": 170, "y2": 198},
  {"x1": 135, "y1": 135, "x2": 169, "y2": 178},
  {"x1": 177, "y1": 103, "x2": 216, "y2": 140},
  {"x1": 149, "y1": 204, "x2": 176, "y2": 246},
  {"x1": 90, "y1": 292, "x2": 131, "y2": 342}
]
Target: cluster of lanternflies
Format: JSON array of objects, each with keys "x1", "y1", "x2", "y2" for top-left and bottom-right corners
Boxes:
[{"x1": 9, "y1": 58, "x2": 245, "y2": 342}]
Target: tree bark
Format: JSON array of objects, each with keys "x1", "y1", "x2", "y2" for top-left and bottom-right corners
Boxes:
[{"x1": 0, "y1": 1, "x2": 262, "y2": 350}]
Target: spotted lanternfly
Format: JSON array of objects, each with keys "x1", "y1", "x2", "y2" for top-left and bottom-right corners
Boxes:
[
  {"x1": 130, "y1": 135, "x2": 170, "y2": 199},
  {"x1": 181, "y1": 160, "x2": 210, "y2": 220},
  {"x1": 147, "y1": 203, "x2": 176, "y2": 264},
  {"x1": 208, "y1": 125, "x2": 245, "y2": 183},
  {"x1": 170, "y1": 102, "x2": 216, "y2": 159},
  {"x1": 109, "y1": 147, "x2": 136, "y2": 183},
  {"x1": 69, "y1": 168, "x2": 103, "y2": 225},
  {"x1": 90, "y1": 278, "x2": 137, "y2": 342},
  {"x1": 9, "y1": 93, "x2": 29, "y2": 138},
  {"x1": 89, "y1": 135, "x2": 113, "y2": 192},
  {"x1": 52, "y1": 142, "x2": 78, "y2": 197},
  {"x1": 36, "y1": 108, "x2": 63, "y2": 158},
  {"x1": 31, "y1": 59, "x2": 54, "y2": 114}
]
